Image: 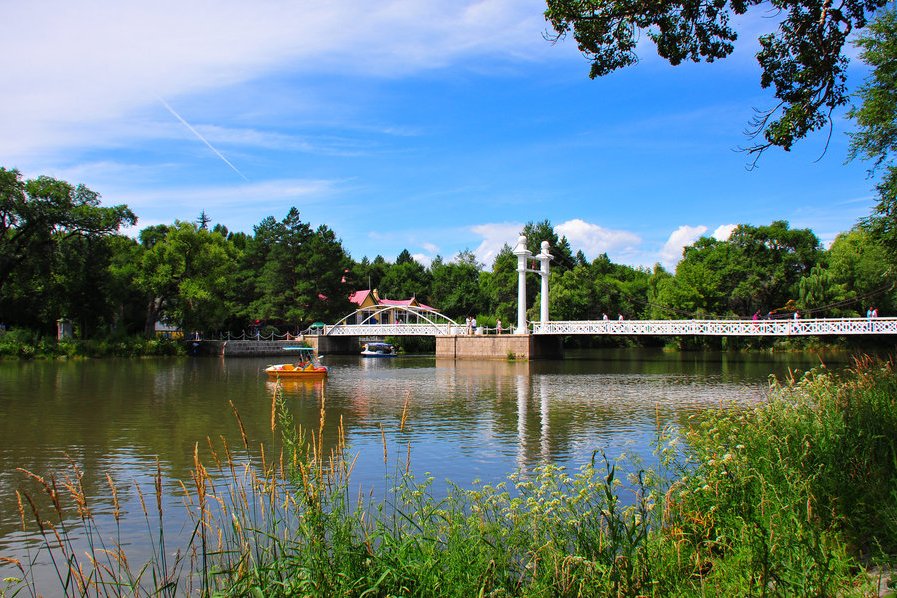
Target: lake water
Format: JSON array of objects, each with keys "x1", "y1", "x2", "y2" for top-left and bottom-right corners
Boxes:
[{"x1": 0, "y1": 348, "x2": 842, "y2": 588}]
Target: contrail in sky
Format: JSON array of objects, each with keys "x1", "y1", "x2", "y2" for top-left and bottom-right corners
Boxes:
[{"x1": 157, "y1": 97, "x2": 249, "y2": 182}]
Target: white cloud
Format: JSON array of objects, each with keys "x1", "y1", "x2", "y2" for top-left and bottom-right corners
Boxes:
[
  {"x1": 554, "y1": 219, "x2": 642, "y2": 261},
  {"x1": 107, "y1": 177, "x2": 342, "y2": 234},
  {"x1": 660, "y1": 225, "x2": 708, "y2": 269},
  {"x1": 412, "y1": 253, "x2": 433, "y2": 268},
  {"x1": 712, "y1": 223, "x2": 737, "y2": 241},
  {"x1": 470, "y1": 222, "x2": 523, "y2": 266},
  {"x1": 1, "y1": 0, "x2": 549, "y2": 160}
]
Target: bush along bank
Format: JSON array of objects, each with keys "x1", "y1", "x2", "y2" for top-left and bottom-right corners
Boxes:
[
  {"x1": 4, "y1": 357, "x2": 896, "y2": 596},
  {"x1": 0, "y1": 329, "x2": 186, "y2": 359}
]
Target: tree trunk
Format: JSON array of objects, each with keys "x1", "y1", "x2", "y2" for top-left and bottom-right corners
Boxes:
[{"x1": 144, "y1": 297, "x2": 161, "y2": 338}]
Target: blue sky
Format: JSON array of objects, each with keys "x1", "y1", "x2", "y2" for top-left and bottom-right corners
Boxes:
[{"x1": 1, "y1": 1, "x2": 878, "y2": 270}]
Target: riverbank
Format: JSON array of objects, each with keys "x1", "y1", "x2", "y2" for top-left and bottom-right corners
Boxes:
[
  {"x1": 0, "y1": 330, "x2": 185, "y2": 359},
  {"x1": 4, "y1": 355, "x2": 895, "y2": 596}
]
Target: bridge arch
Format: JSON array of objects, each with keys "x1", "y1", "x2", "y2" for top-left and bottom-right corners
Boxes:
[{"x1": 325, "y1": 305, "x2": 462, "y2": 336}]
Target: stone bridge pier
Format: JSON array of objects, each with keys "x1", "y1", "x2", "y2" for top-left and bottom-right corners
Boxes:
[{"x1": 435, "y1": 334, "x2": 562, "y2": 360}]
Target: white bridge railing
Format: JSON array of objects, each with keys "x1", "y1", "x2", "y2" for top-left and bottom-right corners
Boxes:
[
  {"x1": 324, "y1": 323, "x2": 466, "y2": 336},
  {"x1": 320, "y1": 317, "x2": 897, "y2": 337},
  {"x1": 533, "y1": 317, "x2": 897, "y2": 336}
]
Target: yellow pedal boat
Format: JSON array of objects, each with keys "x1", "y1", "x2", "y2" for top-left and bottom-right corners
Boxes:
[{"x1": 265, "y1": 347, "x2": 328, "y2": 379}]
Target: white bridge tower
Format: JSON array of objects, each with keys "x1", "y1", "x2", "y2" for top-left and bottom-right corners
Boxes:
[{"x1": 512, "y1": 236, "x2": 552, "y2": 334}]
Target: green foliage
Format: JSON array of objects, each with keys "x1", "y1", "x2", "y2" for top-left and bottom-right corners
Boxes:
[
  {"x1": 827, "y1": 227, "x2": 896, "y2": 315},
  {"x1": 544, "y1": 0, "x2": 887, "y2": 159},
  {"x1": 550, "y1": 264, "x2": 598, "y2": 320},
  {"x1": 480, "y1": 244, "x2": 518, "y2": 325},
  {"x1": 658, "y1": 221, "x2": 821, "y2": 318},
  {"x1": 379, "y1": 252, "x2": 431, "y2": 301},
  {"x1": 135, "y1": 220, "x2": 239, "y2": 335},
  {"x1": 522, "y1": 219, "x2": 576, "y2": 274},
  {"x1": 11, "y1": 361, "x2": 897, "y2": 595},
  {"x1": 0, "y1": 330, "x2": 184, "y2": 358},
  {"x1": 428, "y1": 250, "x2": 485, "y2": 318},
  {"x1": 798, "y1": 263, "x2": 850, "y2": 317},
  {"x1": 673, "y1": 356, "x2": 897, "y2": 592},
  {"x1": 850, "y1": 8, "x2": 897, "y2": 257},
  {"x1": 0, "y1": 164, "x2": 890, "y2": 343},
  {"x1": 0, "y1": 168, "x2": 136, "y2": 334}
]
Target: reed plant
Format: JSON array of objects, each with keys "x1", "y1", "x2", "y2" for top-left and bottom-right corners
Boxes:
[{"x1": 3, "y1": 357, "x2": 895, "y2": 596}]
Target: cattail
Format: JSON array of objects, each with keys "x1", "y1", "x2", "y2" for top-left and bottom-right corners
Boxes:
[
  {"x1": 22, "y1": 491, "x2": 45, "y2": 533},
  {"x1": 105, "y1": 473, "x2": 121, "y2": 522},
  {"x1": 229, "y1": 400, "x2": 249, "y2": 449},
  {"x1": 135, "y1": 481, "x2": 148, "y2": 518},
  {"x1": 406, "y1": 441, "x2": 412, "y2": 474},
  {"x1": 400, "y1": 393, "x2": 410, "y2": 431},
  {"x1": 15, "y1": 490, "x2": 25, "y2": 532},
  {"x1": 271, "y1": 382, "x2": 280, "y2": 432},
  {"x1": 380, "y1": 423, "x2": 388, "y2": 465},
  {"x1": 206, "y1": 436, "x2": 222, "y2": 469},
  {"x1": 0, "y1": 556, "x2": 24, "y2": 574},
  {"x1": 154, "y1": 459, "x2": 163, "y2": 517}
]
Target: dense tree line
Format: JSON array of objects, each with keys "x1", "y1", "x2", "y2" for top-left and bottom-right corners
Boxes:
[{"x1": 1, "y1": 167, "x2": 894, "y2": 345}]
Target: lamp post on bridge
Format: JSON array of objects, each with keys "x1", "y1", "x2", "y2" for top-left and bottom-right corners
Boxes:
[{"x1": 512, "y1": 235, "x2": 552, "y2": 334}]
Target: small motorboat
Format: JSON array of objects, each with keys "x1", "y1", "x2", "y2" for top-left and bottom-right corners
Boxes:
[
  {"x1": 265, "y1": 347, "x2": 328, "y2": 379},
  {"x1": 360, "y1": 342, "x2": 397, "y2": 357}
]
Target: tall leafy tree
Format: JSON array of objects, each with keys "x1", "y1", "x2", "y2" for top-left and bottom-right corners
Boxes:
[
  {"x1": 0, "y1": 168, "x2": 136, "y2": 333},
  {"x1": 589, "y1": 254, "x2": 652, "y2": 319},
  {"x1": 379, "y1": 250, "x2": 431, "y2": 300},
  {"x1": 522, "y1": 220, "x2": 576, "y2": 274},
  {"x1": 727, "y1": 221, "x2": 821, "y2": 314},
  {"x1": 656, "y1": 222, "x2": 820, "y2": 317},
  {"x1": 481, "y1": 244, "x2": 518, "y2": 324},
  {"x1": 549, "y1": 263, "x2": 596, "y2": 320},
  {"x1": 249, "y1": 208, "x2": 352, "y2": 326},
  {"x1": 545, "y1": 0, "x2": 888, "y2": 159},
  {"x1": 848, "y1": 8, "x2": 897, "y2": 255},
  {"x1": 135, "y1": 221, "x2": 238, "y2": 335},
  {"x1": 349, "y1": 255, "x2": 390, "y2": 292},
  {"x1": 826, "y1": 227, "x2": 895, "y2": 314},
  {"x1": 798, "y1": 263, "x2": 849, "y2": 317},
  {"x1": 429, "y1": 250, "x2": 485, "y2": 318}
]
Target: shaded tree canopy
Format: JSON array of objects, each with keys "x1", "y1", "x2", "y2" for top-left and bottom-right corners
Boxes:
[
  {"x1": 848, "y1": 8, "x2": 897, "y2": 255},
  {"x1": 0, "y1": 168, "x2": 136, "y2": 295},
  {"x1": 545, "y1": 0, "x2": 888, "y2": 158}
]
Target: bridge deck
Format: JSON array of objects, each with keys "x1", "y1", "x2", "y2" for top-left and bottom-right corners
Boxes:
[{"x1": 322, "y1": 317, "x2": 897, "y2": 337}]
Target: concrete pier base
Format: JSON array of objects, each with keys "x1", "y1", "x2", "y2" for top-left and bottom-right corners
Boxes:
[
  {"x1": 198, "y1": 336, "x2": 364, "y2": 356},
  {"x1": 435, "y1": 334, "x2": 562, "y2": 360},
  {"x1": 197, "y1": 334, "x2": 562, "y2": 359},
  {"x1": 196, "y1": 339, "x2": 312, "y2": 356}
]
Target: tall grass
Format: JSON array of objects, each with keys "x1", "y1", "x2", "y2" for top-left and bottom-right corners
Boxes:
[
  {"x1": 0, "y1": 331, "x2": 184, "y2": 359},
  {"x1": 3, "y1": 357, "x2": 895, "y2": 596}
]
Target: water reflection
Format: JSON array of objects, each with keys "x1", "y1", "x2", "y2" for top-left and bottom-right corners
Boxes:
[{"x1": 0, "y1": 349, "x2": 842, "y2": 580}]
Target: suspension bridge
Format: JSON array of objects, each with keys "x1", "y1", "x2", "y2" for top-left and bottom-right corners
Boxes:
[{"x1": 205, "y1": 235, "x2": 894, "y2": 359}]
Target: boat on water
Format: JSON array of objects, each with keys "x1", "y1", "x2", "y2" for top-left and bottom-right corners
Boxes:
[
  {"x1": 361, "y1": 342, "x2": 397, "y2": 357},
  {"x1": 265, "y1": 347, "x2": 328, "y2": 379}
]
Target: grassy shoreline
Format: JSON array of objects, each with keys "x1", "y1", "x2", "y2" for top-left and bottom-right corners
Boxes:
[
  {"x1": 0, "y1": 330, "x2": 185, "y2": 359},
  {"x1": 3, "y1": 357, "x2": 896, "y2": 596}
]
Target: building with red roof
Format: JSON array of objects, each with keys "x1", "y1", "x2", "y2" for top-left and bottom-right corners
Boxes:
[{"x1": 347, "y1": 289, "x2": 437, "y2": 324}]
